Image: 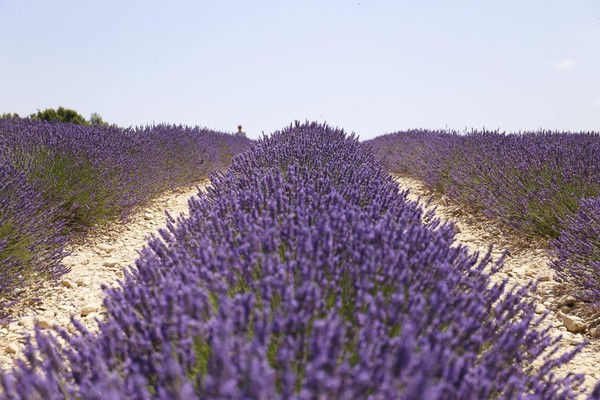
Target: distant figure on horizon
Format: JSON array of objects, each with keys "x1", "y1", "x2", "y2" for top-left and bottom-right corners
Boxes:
[{"x1": 236, "y1": 124, "x2": 247, "y2": 138}]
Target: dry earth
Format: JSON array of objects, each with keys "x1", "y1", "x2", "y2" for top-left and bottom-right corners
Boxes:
[
  {"x1": 396, "y1": 175, "x2": 600, "y2": 397},
  {"x1": 0, "y1": 182, "x2": 208, "y2": 369},
  {"x1": 0, "y1": 175, "x2": 598, "y2": 396}
]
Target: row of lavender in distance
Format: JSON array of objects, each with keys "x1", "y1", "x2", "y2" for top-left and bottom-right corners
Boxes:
[
  {"x1": 367, "y1": 130, "x2": 600, "y2": 312},
  {"x1": 0, "y1": 118, "x2": 252, "y2": 320},
  {"x1": 1, "y1": 122, "x2": 592, "y2": 399}
]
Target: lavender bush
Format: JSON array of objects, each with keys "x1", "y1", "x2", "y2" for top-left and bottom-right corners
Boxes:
[
  {"x1": 367, "y1": 130, "x2": 600, "y2": 239},
  {"x1": 0, "y1": 122, "x2": 589, "y2": 399},
  {"x1": 550, "y1": 196, "x2": 600, "y2": 308},
  {"x1": 0, "y1": 119, "x2": 251, "y2": 318},
  {"x1": 0, "y1": 159, "x2": 68, "y2": 320}
]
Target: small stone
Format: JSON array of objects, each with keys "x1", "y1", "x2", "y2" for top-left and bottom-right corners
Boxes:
[
  {"x1": 459, "y1": 233, "x2": 477, "y2": 242},
  {"x1": 0, "y1": 328, "x2": 7, "y2": 335},
  {"x1": 535, "y1": 304, "x2": 546, "y2": 314},
  {"x1": 8, "y1": 323, "x2": 20, "y2": 332},
  {"x1": 81, "y1": 304, "x2": 100, "y2": 317},
  {"x1": 19, "y1": 316, "x2": 35, "y2": 329},
  {"x1": 76, "y1": 278, "x2": 91, "y2": 287},
  {"x1": 589, "y1": 326, "x2": 600, "y2": 338},
  {"x1": 96, "y1": 243, "x2": 114, "y2": 253},
  {"x1": 538, "y1": 274, "x2": 551, "y2": 282},
  {"x1": 80, "y1": 259, "x2": 90, "y2": 265},
  {"x1": 5, "y1": 333, "x2": 20, "y2": 341},
  {"x1": 557, "y1": 295, "x2": 577, "y2": 307},
  {"x1": 102, "y1": 259, "x2": 120, "y2": 268},
  {"x1": 512, "y1": 268, "x2": 526, "y2": 278},
  {"x1": 43, "y1": 310, "x2": 56, "y2": 318},
  {"x1": 143, "y1": 212, "x2": 154, "y2": 220},
  {"x1": 5, "y1": 343, "x2": 19, "y2": 354},
  {"x1": 36, "y1": 316, "x2": 53, "y2": 330},
  {"x1": 61, "y1": 279, "x2": 75, "y2": 288},
  {"x1": 85, "y1": 312, "x2": 99, "y2": 320},
  {"x1": 563, "y1": 315, "x2": 587, "y2": 333},
  {"x1": 528, "y1": 260, "x2": 544, "y2": 268}
]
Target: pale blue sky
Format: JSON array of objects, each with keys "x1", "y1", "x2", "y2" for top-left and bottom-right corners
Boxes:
[{"x1": 1, "y1": 1, "x2": 599, "y2": 139}]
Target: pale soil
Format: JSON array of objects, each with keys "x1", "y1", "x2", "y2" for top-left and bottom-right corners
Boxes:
[
  {"x1": 0, "y1": 182, "x2": 208, "y2": 369},
  {"x1": 396, "y1": 175, "x2": 599, "y2": 397}
]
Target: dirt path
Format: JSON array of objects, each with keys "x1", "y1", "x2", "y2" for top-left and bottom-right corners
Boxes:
[
  {"x1": 0, "y1": 182, "x2": 207, "y2": 369},
  {"x1": 396, "y1": 175, "x2": 600, "y2": 396}
]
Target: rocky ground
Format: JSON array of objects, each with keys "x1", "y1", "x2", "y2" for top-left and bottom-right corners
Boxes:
[
  {"x1": 396, "y1": 175, "x2": 600, "y2": 396},
  {"x1": 0, "y1": 182, "x2": 207, "y2": 369}
]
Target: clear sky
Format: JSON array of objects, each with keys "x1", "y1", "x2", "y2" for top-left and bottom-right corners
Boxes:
[{"x1": 1, "y1": 1, "x2": 599, "y2": 140}]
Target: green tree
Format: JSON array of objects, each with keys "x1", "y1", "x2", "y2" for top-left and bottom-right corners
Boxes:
[
  {"x1": 89, "y1": 112, "x2": 109, "y2": 127},
  {"x1": 30, "y1": 107, "x2": 89, "y2": 125},
  {"x1": 0, "y1": 112, "x2": 20, "y2": 120}
]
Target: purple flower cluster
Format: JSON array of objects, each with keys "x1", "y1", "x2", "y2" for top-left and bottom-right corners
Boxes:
[
  {"x1": 0, "y1": 160, "x2": 68, "y2": 320},
  {"x1": 550, "y1": 196, "x2": 600, "y2": 307},
  {"x1": 0, "y1": 119, "x2": 251, "y2": 319},
  {"x1": 367, "y1": 130, "x2": 600, "y2": 239},
  {"x1": 0, "y1": 122, "x2": 589, "y2": 398}
]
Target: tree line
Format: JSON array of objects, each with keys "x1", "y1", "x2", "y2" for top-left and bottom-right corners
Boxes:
[{"x1": 0, "y1": 107, "x2": 109, "y2": 126}]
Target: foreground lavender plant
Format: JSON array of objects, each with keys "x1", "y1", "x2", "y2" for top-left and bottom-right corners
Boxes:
[{"x1": 0, "y1": 122, "x2": 591, "y2": 398}]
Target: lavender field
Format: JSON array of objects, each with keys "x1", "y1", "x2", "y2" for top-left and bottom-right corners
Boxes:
[
  {"x1": 0, "y1": 119, "x2": 251, "y2": 320},
  {"x1": 368, "y1": 130, "x2": 600, "y2": 317},
  {"x1": 1, "y1": 121, "x2": 599, "y2": 399}
]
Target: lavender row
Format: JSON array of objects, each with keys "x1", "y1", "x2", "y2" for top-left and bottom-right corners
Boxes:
[
  {"x1": 550, "y1": 197, "x2": 600, "y2": 308},
  {"x1": 367, "y1": 130, "x2": 600, "y2": 310},
  {"x1": 0, "y1": 119, "x2": 251, "y2": 319},
  {"x1": 0, "y1": 160, "x2": 68, "y2": 318},
  {"x1": 1, "y1": 122, "x2": 591, "y2": 398}
]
